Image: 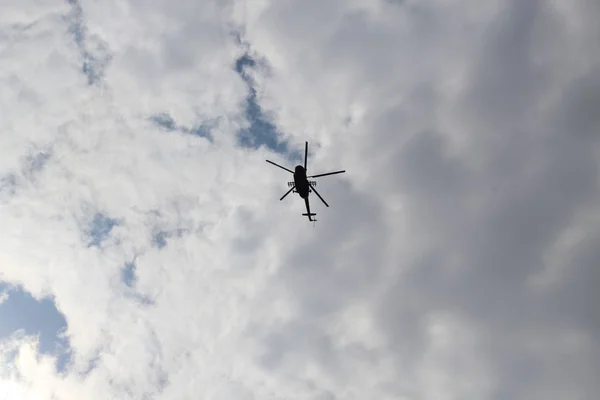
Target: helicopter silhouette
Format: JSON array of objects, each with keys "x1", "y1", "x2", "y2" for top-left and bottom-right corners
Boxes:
[{"x1": 266, "y1": 141, "x2": 345, "y2": 222}]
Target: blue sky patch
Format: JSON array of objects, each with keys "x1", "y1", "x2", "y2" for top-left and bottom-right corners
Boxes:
[
  {"x1": 121, "y1": 262, "x2": 137, "y2": 287},
  {"x1": 120, "y1": 261, "x2": 154, "y2": 305},
  {"x1": 0, "y1": 283, "x2": 72, "y2": 372},
  {"x1": 152, "y1": 231, "x2": 168, "y2": 249},
  {"x1": 151, "y1": 113, "x2": 177, "y2": 131},
  {"x1": 82, "y1": 56, "x2": 103, "y2": 86},
  {"x1": 87, "y1": 213, "x2": 119, "y2": 248},
  {"x1": 235, "y1": 54, "x2": 256, "y2": 75},
  {"x1": 189, "y1": 123, "x2": 214, "y2": 140},
  {"x1": 151, "y1": 229, "x2": 187, "y2": 250},
  {"x1": 150, "y1": 113, "x2": 214, "y2": 142},
  {"x1": 24, "y1": 151, "x2": 51, "y2": 174},
  {"x1": 65, "y1": 0, "x2": 111, "y2": 85},
  {"x1": 0, "y1": 174, "x2": 16, "y2": 196},
  {"x1": 234, "y1": 52, "x2": 292, "y2": 155}
]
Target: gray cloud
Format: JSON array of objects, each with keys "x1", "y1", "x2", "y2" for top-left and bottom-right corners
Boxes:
[{"x1": 245, "y1": 0, "x2": 600, "y2": 398}]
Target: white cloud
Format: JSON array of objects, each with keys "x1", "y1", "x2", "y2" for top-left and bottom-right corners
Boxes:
[{"x1": 1, "y1": 0, "x2": 599, "y2": 399}]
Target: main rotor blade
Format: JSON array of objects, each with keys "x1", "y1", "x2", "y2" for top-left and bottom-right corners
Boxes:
[
  {"x1": 310, "y1": 185, "x2": 329, "y2": 207},
  {"x1": 304, "y1": 141, "x2": 308, "y2": 171},
  {"x1": 280, "y1": 185, "x2": 295, "y2": 201},
  {"x1": 309, "y1": 170, "x2": 345, "y2": 178},
  {"x1": 266, "y1": 160, "x2": 294, "y2": 174}
]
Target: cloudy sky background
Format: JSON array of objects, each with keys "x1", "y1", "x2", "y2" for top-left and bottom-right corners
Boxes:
[{"x1": 1, "y1": 0, "x2": 599, "y2": 398}]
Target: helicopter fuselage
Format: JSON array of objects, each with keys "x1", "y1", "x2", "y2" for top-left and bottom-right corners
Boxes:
[{"x1": 293, "y1": 165, "x2": 309, "y2": 198}]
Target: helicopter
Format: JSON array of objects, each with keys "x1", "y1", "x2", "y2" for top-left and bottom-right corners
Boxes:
[{"x1": 266, "y1": 141, "x2": 345, "y2": 222}]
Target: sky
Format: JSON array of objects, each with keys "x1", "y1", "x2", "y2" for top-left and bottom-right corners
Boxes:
[{"x1": 0, "y1": 0, "x2": 599, "y2": 399}]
